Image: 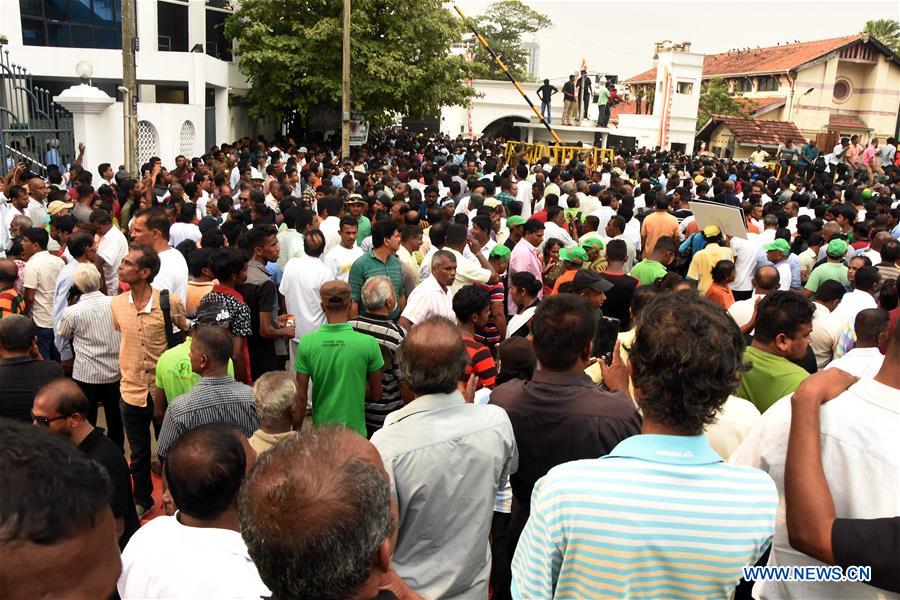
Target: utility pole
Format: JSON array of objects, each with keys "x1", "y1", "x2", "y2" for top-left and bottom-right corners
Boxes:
[
  {"x1": 341, "y1": 0, "x2": 351, "y2": 160},
  {"x1": 121, "y1": 0, "x2": 138, "y2": 174}
]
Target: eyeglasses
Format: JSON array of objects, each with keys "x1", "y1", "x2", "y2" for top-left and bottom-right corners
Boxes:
[{"x1": 31, "y1": 411, "x2": 72, "y2": 427}]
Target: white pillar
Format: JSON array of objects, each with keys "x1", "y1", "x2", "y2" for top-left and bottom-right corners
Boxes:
[
  {"x1": 53, "y1": 84, "x2": 119, "y2": 170},
  {"x1": 188, "y1": 0, "x2": 206, "y2": 51},
  {"x1": 215, "y1": 86, "x2": 229, "y2": 145}
]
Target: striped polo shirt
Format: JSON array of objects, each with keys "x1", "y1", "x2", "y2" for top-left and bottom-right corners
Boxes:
[
  {"x1": 348, "y1": 250, "x2": 404, "y2": 320},
  {"x1": 512, "y1": 434, "x2": 777, "y2": 599}
]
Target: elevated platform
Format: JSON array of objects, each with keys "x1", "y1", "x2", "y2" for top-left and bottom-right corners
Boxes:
[{"x1": 514, "y1": 121, "x2": 618, "y2": 148}]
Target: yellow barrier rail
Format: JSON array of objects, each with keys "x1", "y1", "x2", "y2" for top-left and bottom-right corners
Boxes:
[{"x1": 504, "y1": 141, "x2": 614, "y2": 169}]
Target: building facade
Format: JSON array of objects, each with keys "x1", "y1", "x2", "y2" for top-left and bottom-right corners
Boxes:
[
  {"x1": 0, "y1": 0, "x2": 262, "y2": 169},
  {"x1": 625, "y1": 34, "x2": 900, "y2": 150}
]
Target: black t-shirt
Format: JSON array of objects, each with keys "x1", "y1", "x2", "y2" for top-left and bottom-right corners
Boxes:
[
  {"x1": 0, "y1": 357, "x2": 64, "y2": 422},
  {"x1": 79, "y1": 427, "x2": 140, "y2": 549},
  {"x1": 537, "y1": 84, "x2": 557, "y2": 103},
  {"x1": 562, "y1": 81, "x2": 575, "y2": 101},
  {"x1": 833, "y1": 517, "x2": 900, "y2": 593},
  {"x1": 600, "y1": 272, "x2": 639, "y2": 330},
  {"x1": 240, "y1": 276, "x2": 285, "y2": 380}
]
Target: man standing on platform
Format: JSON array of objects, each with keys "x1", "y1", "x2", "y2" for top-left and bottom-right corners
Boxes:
[
  {"x1": 561, "y1": 75, "x2": 576, "y2": 126},
  {"x1": 576, "y1": 69, "x2": 593, "y2": 122},
  {"x1": 536, "y1": 79, "x2": 557, "y2": 123}
]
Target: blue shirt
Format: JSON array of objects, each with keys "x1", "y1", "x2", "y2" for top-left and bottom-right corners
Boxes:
[{"x1": 512, "y1": 434, "x2": 777, "y2": 599}]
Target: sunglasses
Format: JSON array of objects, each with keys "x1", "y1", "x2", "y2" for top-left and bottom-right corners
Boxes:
[{"x1": 31, "y1": 411, "x2": 72, "y2": 427}]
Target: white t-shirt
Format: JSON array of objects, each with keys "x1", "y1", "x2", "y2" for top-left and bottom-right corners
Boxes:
[
  {"x1": 320, "y1": 216, "x2": 342, "y2": 254},
  {"x1": 118, "y1": 514, "x2": 270, "y2": 600},
  {"x1": 152, "y1": 248, "x2": 189, "y2": 304},
  {"x1": 824, "y1": 346, "x2": 885, "y2": 379},
  {"x1": 168, "y1": 222, "x2": 202, "y2": 248},
  {"x1": 23, "y1": 250, "x2": 65, "y2": 328},
  {"x1": 400, "y1": 274, "x2": 455, "y2": 326},
  {"x1": 445, "y1": 247, "x2": 491, "y2": 295},
  {"x1": 96, "y1": 226, "x2": 129, "y2": 295},
  {"x1": 323, "y1": 243, "x2": 364, "y2": 283},
  {"x1": 280, "y1": 254, "x2": 330, "y2": 339}
]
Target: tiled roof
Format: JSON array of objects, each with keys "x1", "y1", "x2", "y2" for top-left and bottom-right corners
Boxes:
[
  {"x1": 708, "y1": 117, "x2": 804, "y2": 146},
  {"x1": 743, "y1": 96, "x2": 786, "y2": 116},
  {"x1": 610, "y1": 100, "x2": 639, "y2": 121},
  {"x1": 828, "y1": 113, "x2": 870, "y2": 130},
  {"x1": 625, "y1": 34, "x2": 866, "y2": 83}
]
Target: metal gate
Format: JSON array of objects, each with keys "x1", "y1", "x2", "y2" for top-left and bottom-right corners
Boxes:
[{"x1": 0, "y1": 45, "x2": 75, "y2": 176}]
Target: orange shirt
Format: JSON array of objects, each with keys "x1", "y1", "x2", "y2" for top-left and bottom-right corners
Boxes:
[
  {"x1": 706, "y1": 283, "x2": 734, "y2": 310},
  {"x1": 641, "y1": 211, "x2": 681, "y2": 256},
  {"x1": 550, "y1": 267, "x2": 579, "y2": 295}
]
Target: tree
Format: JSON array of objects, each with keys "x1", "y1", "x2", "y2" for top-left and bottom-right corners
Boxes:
[
  {"x1": 696, "y1": 78, "x2": 752, "y2": 130},
  {"x1": 468, "y1": 0, "x2": 551, "y2": 81},
  {"x1": 863, "y1": 19, "x2": 900, "y2": 54},
  {"x1": 225, "y1": 0, "x2": 475, "y2": 128}
]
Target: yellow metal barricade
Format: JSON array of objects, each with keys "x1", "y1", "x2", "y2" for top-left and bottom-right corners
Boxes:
[{"x1": 504, "y1": 142, "x2": 615, "y2": 170}]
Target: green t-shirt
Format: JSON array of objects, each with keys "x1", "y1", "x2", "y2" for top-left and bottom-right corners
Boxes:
[
  {"x1": 155, "y1": 337, "x2": 235, "y2": 403},
  {"x1": 295, "y1": 323, "x2": 384, "y2": 435},
  {"x1": 804, "y1": 262, "x2": 849, "y2": 294},
  {"x1": 631, "y1": 259, "x2": 668, "y2": 286},
  {"x1": 356, "y1": 215, "x2": 372, "y2": 247},
  {"x1": 735, "y1": 345, "x2": 808, "y2": 413}
]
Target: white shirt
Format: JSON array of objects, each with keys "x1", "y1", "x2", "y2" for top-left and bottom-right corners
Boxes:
[
  {"x1": 280, "y1": 254, "x2": 330, "y2": 339},
  {"x1": 825, "y1": 346, "x2": 885, "y2": 379},
  {"x1": 542, "y1": 220, "x2": 576, "y2": 248},
  {"x1": 26, "y1": 197, "x2": 49, "y2": 228},
  {"x1": 445, "y1": 247, "x2": 490, "y2": 295},
  {"x1": 589, "y1": 205, "x2": 616, "y2": 231},
  {"x1": 96, "y1": 226, "x2": 128, "y2": 295},
  {"x1": 320, "y1": 216, "x2": 342, "y2": 254},
  {"x1": 579, "y1": 194, "x2": 602, "y2": 216},
  {"x1": 23, "y1": 250, "x2": 65, "y2": 328},
  {"x1": 727, "y1": 293, "x2": 765, "y2": 331},
  {"x1": 704, "y1": 396, "x2": 761, "y2": 460},
  {"x1": 323, "y1": 243, "x2": 363, "y2": 283},
  {"x1": 118, "y1": 513, "x2": 270, "y2": 600},
  {"x1": 276, "y1": 229, "x2": 304, "y2": 268},
  {"x1": 832, "y1": 289, "x2": 877, "y2": 337},
  {"x1": 774, "y1": 261, "x2": 791, "y2": 291},
  {"x1": 400, "y1": 274, "x2": 455, "y2": 326},
  {"x1": 730, "y1": 378, "x2": 900, "y2": 599},
  {"x1": 152, "y1": 248, "x2": 189, "y2": 305},
  {"x1": 730, "y1": 236, "x2": 760, "y2": 293},
  {"x1": 168, "y1": 222, "x2": 202, "y2": 248},
  {"x1": 810, "y1": 302, "x2": 844, "y2": 369}
]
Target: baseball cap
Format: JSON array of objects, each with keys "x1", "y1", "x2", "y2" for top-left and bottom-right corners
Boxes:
[
  {"x1": 489, "y1": 245, "x2": 511, "y2": 260},
  {"x1": 580, "y1": 237, "x2": 604, "y2": 250},
  {"x1": 198, "y1": 215, "x2": 220, "y2": 234},
  {"x1": 506, "y1": 215, "x2": 526, "y2": 227},
  {"x1": 571, "y1": 269, "x2": 613, "y2": 293},
  {"x1": 47, "y1": 200, "x2": 73, "y2": 216},
  {"x1": 561, "y1": 246, "x2": 588, "y2": 264},
  {"x1": 826, "y1": 238, "x2": 848, "y2": 258},
  {"x1": 588, "y1": 183, "x2": 602, "y2": 195},
  {"x1": 345, "y1": 193, "x2": 366, "y2": 205},
  {"x1": 483, "y1": 198, "x2": 501, "y2": 209},
  {"x1": 763, "y1": 239, "x2": 790, "y2": 254},
  {"x1": 702, "y1": 225, "x2": 721, "y2": 238},
  {"x1": 194, "y1": 299, "x2": 232, "y2": 327},
  {"x1": 320, "y1": 280, "x2": 352, "y2": 307},
  {"x1": 498, "y1": 336, "x2": 536, "y2": 371},
  {"x1": 694, "y1": 174, "x2": 705, "y2": 185}
]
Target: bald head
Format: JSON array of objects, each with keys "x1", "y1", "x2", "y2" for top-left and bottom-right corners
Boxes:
[
  {"x1": 0, "y1": 259, "x2": 17, "y2": 286},
  {"x1": 239, "y1": 426, "x2": 393, "y2": 600},
  {"x1": 870, "y1": 231, "x2": 891, "y2": 251},
  {"x1": 753, "y1": 265, "x2": 780, "y2": 293},
  {"x1": 398, "y1": 317, "x2": 469, "y2": 396},
  {"x1": 35, "y1": 378, "x2": 90, "y2": 418}
]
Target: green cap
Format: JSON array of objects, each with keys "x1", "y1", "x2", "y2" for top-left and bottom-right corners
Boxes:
[
  {"x1": 580, "y1": 237, "x2": 604, "y2": 250},
  {"x1": 763, "y1": 239, "x2": 790, "y2": 254},
  {"x1": 489, "y1": 244, "x2": 511, "y2": 260},
  {"x1": 826, "y1": 238, "x2": 848, "y2": 258},
  {"x1": 506, "y1": 215, "x2": 526, "y2": 227},
  {"x1": 561, "y1": 246, "x2": 589, "y2": 264}
]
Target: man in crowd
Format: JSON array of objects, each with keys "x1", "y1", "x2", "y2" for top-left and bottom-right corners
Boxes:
[
  {"x1": 0, "y1": 314, "x2": 63, "y2": 422},
  {"x1": 324, "y1": 215, "x2": 364, "y2": 282},
  {"x1": 52, "y1": 231, "x2": 96, "y2": 367},
  {"x1": 348, "y1": 276, "x2": 407, "y2": 434},
  {"x1": 399, "y1": 249, "x2": 456, "y2": 329},
  {"x1": 735, "y1": 291, "x2": 813, "y2": 412},
  {"x1": 491, "y1": 295, "x2": 641, "y2": 564},
  {"x1": 90, "y1": 208, "x2": 129, "y2": 295},
  {"x1": 371, "y1": 316, "x2": 517, "y2": 599},
  {"x1": 809, "y1": 279, "x2": 847, "y2": 369},
  {"x1": 0, "y1": 259, "x2": 24, "y2": 317},
  {"x1": 349, "y1": 220, "x2": 406, "y2": 320},
  {"x1": 30, "y1": 378, "x2": 139, "y2": 548},
  {"x1": 631, "y1": 235, "x2": 675, "y2": 286},
  {"x1": 280, "y1": 229, "x2": 330, "y2": 364},
  {"x1": 240, "y1": 427, "x2": 418, "y2": 600},
  {"x1": 804, "y1": 238, "x2": 850, "y2": 297},
  {"x1": 247, "y1": 371, "x2": 297, "y2": 456},
  {"x1": 825, "y1": 308, "x2": 888, "y2": 378},
  {"x1": 119, "y1": 424, "x2": 270, "y2": 598},
  {"x1": 599, "y1": 239, "x2": 639, "y2": 328},
  {"x1": 728, "y1": 265, "x2": 780, "y2": 330},
  {"x1": 156, "y1": 324, "x2": 258, "y2": 460},
  {"x1": 508, "y1": 219, "x2": 544, "y2": 313},
  {"x1": 443, "y1": 223, "x2": 499, "y2": 294},
  {"x1": 110, "y1": 245, "x2": 187, "y2": 516},
  {"x1": 641, "y1": 195, "x2": 680, "y2": 257},
  {"x1": 513, "y1": 292, "x2": 777, "y2": 598},
  {"x1": 561, "y1": 74, "x2": 577, "y2": 125},
  {"x1": 687, "y1": 226, "x2": 733, "y2": 294},
  {"x1": 22, "y1": 227, "x2": 64, "y2": 359},
  {"x1": 0, "y1": 420, "x2": 121, "y2": 599},
  {"x1": 130, "y1": 208, "x2": 189, "y2": 303},
  {"x1": 295, "y1": 280, "x2": 384, "y2": 436}
]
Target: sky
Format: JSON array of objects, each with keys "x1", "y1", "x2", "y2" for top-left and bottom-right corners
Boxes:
[{"x1": 453, "y1": 0, "x2": 900, "y2": 83}]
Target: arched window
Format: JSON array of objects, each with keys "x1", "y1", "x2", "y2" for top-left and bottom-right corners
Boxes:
[{"x1": 757, "y1": 76, "x2": 779, "y2": 92}]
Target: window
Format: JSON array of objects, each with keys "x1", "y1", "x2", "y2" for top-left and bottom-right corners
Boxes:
[
  {"x1": 757, "y1": 76, "x2": 779, "y2": 92},
  {"x1": 833, "y1": 78, "x2": 851, "y2": 103},
  {"x1": 733, "y1": 78, "x2": 752, "y2": 93},
  {"x1": 19, "y1": 0, "x2": 122, "y2": 48},
  {"x1": 158, "y1": 1, "x2": 188, "y2": 52},
  {"x1": 676, "y1": 81, "x2": 693, "y2": 95},
  {"x1": 206, "y1": 9, "x2": 233, "y2": 61}
]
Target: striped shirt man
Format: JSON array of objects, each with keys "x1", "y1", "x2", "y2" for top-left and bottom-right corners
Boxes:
[
  {"x1": 463, "y1": 335, "x2": 497, "y2": 389},
  {"x1": 56, "y1": 290, "x2": 120, "y2": 384},
  {"x1": 348, "y1": 313, "x2": 405, "y2": 434},
  {"x1": 512, "y1": 434, "x2": 777, "y2": 599},
  {"x1": 156, "y1": 375, "x2": 259, "y2": 460}
]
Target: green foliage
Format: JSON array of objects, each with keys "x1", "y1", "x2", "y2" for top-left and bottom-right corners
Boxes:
[
  {"x1": 863, "y1": 19, "x2": 900, "y2": 54},
  {"x1": 697, "y1": 78, "x2": 752, "y2": 130},
  {"x1": 468, "y1": 0, "x2": 551, "y2": 81},
  {"x1": 225, "y1": 0, "x2": 475, "y2": 127}
]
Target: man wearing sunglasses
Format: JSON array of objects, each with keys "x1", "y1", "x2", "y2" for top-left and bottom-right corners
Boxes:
[
  {"x1": 30, "y1": 378, "x2": 139, "y2": 550},
  {"x1": 0, "y1": 314, "x2": 63, "y2": 423}
]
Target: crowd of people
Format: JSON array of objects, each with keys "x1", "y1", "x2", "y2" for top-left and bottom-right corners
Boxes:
[{"x1": 0, "y1": 127, "x2": 899, "y2": 599}]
